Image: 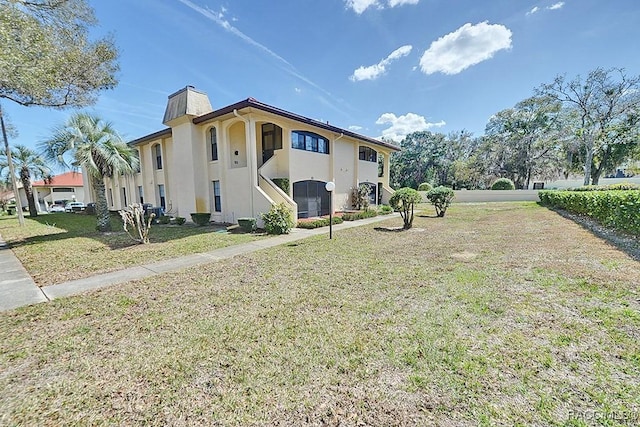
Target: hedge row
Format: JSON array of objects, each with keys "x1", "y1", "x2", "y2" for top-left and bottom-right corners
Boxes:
[
  {"x1": 297, "y1": 216, "x2": 344, "y2": 229},
  {"x1": 341, "y1": 209, "x2": 378, "y2": 221},
  {"x1": 539, "y1": 190, "x2": 640, "y2": 235}
]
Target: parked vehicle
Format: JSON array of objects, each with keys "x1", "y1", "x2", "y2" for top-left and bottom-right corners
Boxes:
[
  {"x1": 64, "y1": 202, "x2": 85, "y2": 213},
  {"x1": 49, "y1": 204, "x2": 65, "y2": 213}
]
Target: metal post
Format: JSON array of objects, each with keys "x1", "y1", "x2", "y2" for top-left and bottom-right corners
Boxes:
[{"x1": 325, "y1": 181, "x2": 335, "y2": 240}]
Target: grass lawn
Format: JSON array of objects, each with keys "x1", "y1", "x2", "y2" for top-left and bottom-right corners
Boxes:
[
  {"x1": 1, "y1": 202, "x2": 640, "y2": 425},
  {"x1": 0, "y1": 213, "x2": 266, "y2": 286}
]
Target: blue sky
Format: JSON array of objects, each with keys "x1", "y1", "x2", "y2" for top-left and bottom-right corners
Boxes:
[{"x1": 4, "y1": 0, "x2": 640, "y2": 152}]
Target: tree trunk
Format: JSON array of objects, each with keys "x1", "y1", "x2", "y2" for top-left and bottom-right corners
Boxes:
[
  {"x1": 20, "y1": 168, "x2": 38, "y2": 217},
  {"x1": 92, "y1": 175, "x2": 111, "y2": 232},
  {"x1": 583, "y1": 134, "x2": 595, "y2": 186}
]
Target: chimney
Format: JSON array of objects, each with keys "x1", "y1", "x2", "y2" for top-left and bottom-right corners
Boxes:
[{"x1": 162, "y1": 85, "x2": 213, "y2": 125}]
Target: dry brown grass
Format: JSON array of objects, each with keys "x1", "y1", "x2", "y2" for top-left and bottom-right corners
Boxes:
[{"x1": 1, "y1": 202, "x2": 639, "y2": 426}]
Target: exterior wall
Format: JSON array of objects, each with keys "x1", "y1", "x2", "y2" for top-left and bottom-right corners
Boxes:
[{"x1": 333, "y1": 139, "x2": 356, "y2": 210}]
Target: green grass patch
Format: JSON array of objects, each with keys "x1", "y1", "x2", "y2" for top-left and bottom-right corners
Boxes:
[
  {"x1": 1, "y1": 202, "x2": 639, "y2": 425},
  {"x1": 0, "y1": 213, "x2": 266, "y2": 285}
]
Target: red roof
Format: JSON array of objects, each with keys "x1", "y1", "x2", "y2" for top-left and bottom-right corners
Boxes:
[{"x1": 32, "y1": 172, "x2": 84, "y2": 187}]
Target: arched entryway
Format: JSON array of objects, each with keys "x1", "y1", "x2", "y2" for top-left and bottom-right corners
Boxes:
[{"x1": 293, "y1": 180, "x2": 330, "y2": 218}]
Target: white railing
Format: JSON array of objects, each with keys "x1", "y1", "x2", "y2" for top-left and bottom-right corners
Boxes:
[{"x1": 257, "y1": 153, "x2": 298, "y2": 220}]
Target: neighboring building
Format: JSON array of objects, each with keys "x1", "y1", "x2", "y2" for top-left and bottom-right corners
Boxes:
[
  {"x1": 103, "y1": 86, "x2": 400, "y2": 224},
  {"x1": 30, "y1": 172, "x2": 86, "y2": 211}
]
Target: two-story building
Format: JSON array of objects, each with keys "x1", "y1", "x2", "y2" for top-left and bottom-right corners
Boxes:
[{"x1": 102, "y1": 86, "x2": 399, "y2": 224}]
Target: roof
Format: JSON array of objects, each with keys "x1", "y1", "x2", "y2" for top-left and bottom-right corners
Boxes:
[
  {"x1": 130, "y1": 97, "x2": 400, "y2": 152},
  {"x1": 32, "y1": 172, "x2": 83, "y2": 187}
]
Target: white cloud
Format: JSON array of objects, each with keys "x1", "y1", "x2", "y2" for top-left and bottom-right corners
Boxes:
[
  {"x1": 548, "y1": 2, "x2": 564, "y2": 10},
  {"x1": 526, "y1": 6, "x2": 539, "y2": 15},
  {"x1": 345, "y1": 0, "x2": 419, "y2": 14},
  {"x1": 349, "y1": 125, "x2": 364, "y2": 131},
  {"x1": 376, "y1": 112, "x2": 445, "y2": 142},
  {"x1": 350, "y1": 45, "x2": 412, "y2": 81},
  {"x1": 419, "y1": 22, "x2": 512, "y2": 75}
]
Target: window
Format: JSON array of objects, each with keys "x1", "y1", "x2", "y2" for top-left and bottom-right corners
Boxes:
[
  {"x1": 291, "y1": 131, "x2": 329, "y2": 154},
  {"x1": 121, "y1": 187, "x2": 127, "y2": 207},
  {"x1": 108, "y1": 188, "x2": 114, "y2": 207},
  {"x1": 52, "y1": 187, "x2": 74, "y2": 193},
  {"x1": 359, "y1": 146, "x2": 377, "y2": 162},
  {"x1": 154, "y1": 144, "x2": 163, "y2": 170},
  {"x1": 138, "y1": 186, "x2": 144, "y2": 204},
  {"x1": 158, "y1": 184, "x2": 165, "y2": 210},
  {"x1": 378, "y1": 154, "x2": 384, "y2": 177},
  {"x1": 212, "y1": 180, "x2": 221, "y2": 212},
  {"x1": 210, "y1": 127, "x2": 218, "y2": 161},
  {"x1": 262, "y1": 123, "x2": 282, "y2": 150}
]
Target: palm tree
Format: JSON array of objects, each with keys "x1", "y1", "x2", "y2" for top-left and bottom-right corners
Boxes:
[
  {"x1": 0, "y1": 145, "x2": 52, "y2": 217},
  {"x1": 40, "y1": 113, "x2": 138, "y2": 231}
]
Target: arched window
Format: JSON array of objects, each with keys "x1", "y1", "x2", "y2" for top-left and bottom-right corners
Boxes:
[
  {"x1": 291, "y1": 131, "x2": 329, "y2": 154},
  {"x1": 358, "y1": 146, "x2": 377, "y2": 162},
  {"x1": 153, "y1": 144, "x2": 163, "y2": 170},
  {"x1": 210, "y1": 127, "x2": 218, "y2": 161}
]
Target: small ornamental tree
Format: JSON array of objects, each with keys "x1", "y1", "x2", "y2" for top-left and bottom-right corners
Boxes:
[
  {"x1": 417, "y1": 182, "x2": 433, "y2": 191},
  {"x1": 351, "y1": 183, "x2": 371, "y2": 211},
  {"x1": 426, "y1": 186, "x2": 455, "y2": 217},
  {"x1": 119, "y1": 203, "x2": 154, "y2": 244},
  {"x1": 389, "y1": 187, "x2": 422, "y2": 229}
]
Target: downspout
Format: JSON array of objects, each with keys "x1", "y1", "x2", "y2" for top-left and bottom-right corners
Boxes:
[{"x1": 233, "y1": 109, "x2": 255, "y2": 217}]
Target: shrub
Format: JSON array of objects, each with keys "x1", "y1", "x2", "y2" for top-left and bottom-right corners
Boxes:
[
  {"x1": 417, "y1": 182, "x2": 433, "y2": 192},
  {"x1": 351, "y1": 184, "x2": 371, "y2": 211},
  {"x1": 174, "y1": 216, "x2": 186, "y2": 225},
  {"x1": 491, "y1": 178, "x2": 515, "y2": 190},
  {"x1": 568, "y1": 182, "x2": 640, "y2": 192},
  {"x1": 341, "y1": 210, "x2": 378, "y2": 221},
  {"x1": 190, "y1": 212, "x2": 211, "y2": 226},
  {"x1": 158, "y1": 215, "x2": 171, "y2": 225},
  {"x1": 378, "y1": 204, "x2": 393, "y2": 215},
  {"x1": 297, "y1": 216, "x2": 343, "y2": 229},
  {"x1": 389, "y1": 187, "x2": 422, "y2": 229},
  {"x1": 262, "y1": 203, "x2": 295, "y2": 235},
  {"x1": 426, "y1": 186, "x2": 455, "y2": 217},
  {"x1": 237, "y1": 217, "x2": 257, "y2": 233},
  {"x1": 539, "y1": 189, "x2": 640, "y2": 235},
  {"x1": 119, "y1": 203, "x2": 154, "y2": 244},
  {"x1": 271, "y1": 178, "x2": 290, "y2": 195}
]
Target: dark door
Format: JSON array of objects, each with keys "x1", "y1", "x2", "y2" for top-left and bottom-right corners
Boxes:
[{"x1": 293, "y1": 180, "x2": 330, "y2": 218}]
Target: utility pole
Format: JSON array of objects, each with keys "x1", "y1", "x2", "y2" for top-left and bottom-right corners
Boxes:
[{"x1": 0, "y1": 102, "x2": 25, "y2": 226}]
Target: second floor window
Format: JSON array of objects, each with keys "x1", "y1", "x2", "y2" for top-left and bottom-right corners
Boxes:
[
  {"x1": 154, "y1": 144, "x2": 163, "y2": 170},
  {"x1": 292, "y1": 131, "x2": 329, "y2": 154},
  {"x1": 359, "y1": 146, "x2": 377, "y2": 162},
  {"x1": 210, "y1": 127, "x2": 218, "y2": 161}
]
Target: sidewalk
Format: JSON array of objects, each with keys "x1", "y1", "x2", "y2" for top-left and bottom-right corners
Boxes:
[
  {"x1": 0, "y1": 235, "x2": 48, "y2": 311},
  {"x1": 1, "y1": 213, "x2": 398, "y2": 312}
]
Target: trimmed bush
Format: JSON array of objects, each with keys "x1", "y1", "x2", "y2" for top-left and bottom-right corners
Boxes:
[
  {"x1": 389, "y1": 187, "x2": 422, "y2": 229},
  {"x1": 237, "y1": 217, "x2": 257, "y2": 233},
  {"x1": 539, "y1": 189, "x2": 640, "y2": 235},
  {"x1": 426, "y1": 186, "x2": 455, "y2": 217},
  {"x1": 262, "y1": 203, "x2": 295, "y2": 235},
  {"x1": 174, "y1": 216, "x2": 186, "y2": 225},
  {"x1": 190, "y1": 212, "x2": 211, "y2": 226},
  {"x1": 417, "y1": 182, "x2": 433, "y2": 192},
  {"x1": 271, "y1": 178, "x2": 290, "y2": 195},
  {"x1": 568, "y1": 182, "x2": 640, "y2": 192},
  {"x1": 491, "y1": 178, "x2": 515, "y2": 190},
  {"x1": 297, "y1": 217, "x2": 343, "y2": 229},
  {"x1": 341, "y1": 210, "x2": 378, "y2": 221},
  {"x1": 378, "y1": 204, "x2": 393, "y2": 215},
  {"x1": 158, "y1": 215, "x2": 171, "y2": 225}
]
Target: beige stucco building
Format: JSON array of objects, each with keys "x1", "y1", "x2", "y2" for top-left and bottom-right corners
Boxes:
[{"x1": 104, "y1": 86, "x2": 399, "y2": 224}]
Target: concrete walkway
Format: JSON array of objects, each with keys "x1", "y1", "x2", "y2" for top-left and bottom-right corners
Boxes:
[
  {"x1": 1, "y1": 214, "x2": 398, "y2": 312},
  {"x1": 0, "y1": 235, "x2": 48, "y2": 311}
]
